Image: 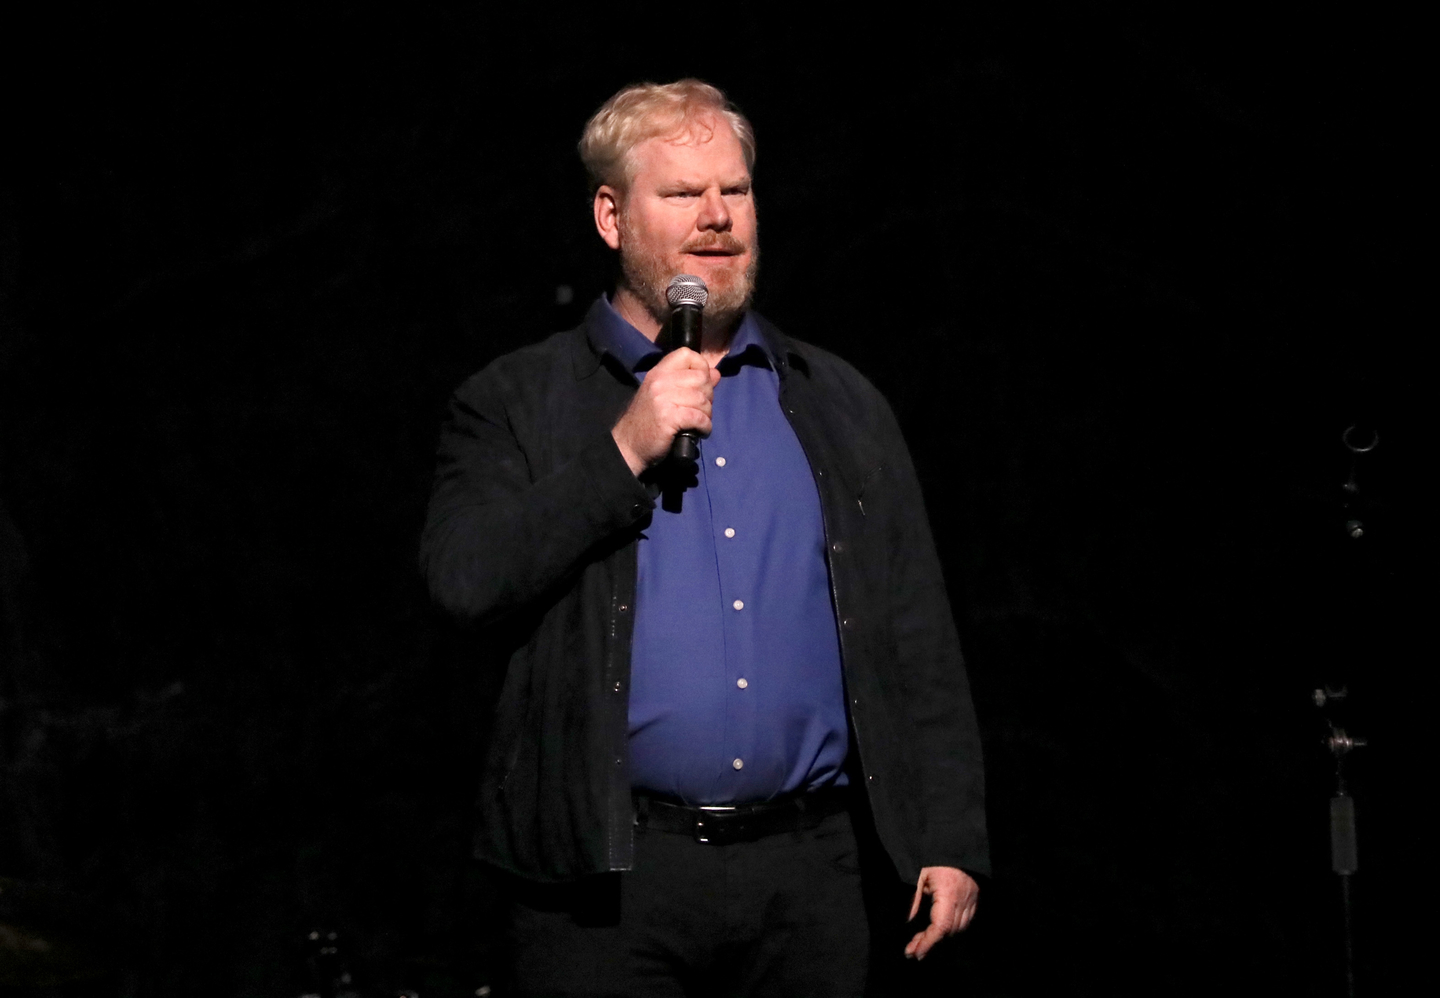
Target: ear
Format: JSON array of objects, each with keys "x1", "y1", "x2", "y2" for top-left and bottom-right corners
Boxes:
[{"x1": 594, "y1": 185, "x2": 623, "y2": 251}]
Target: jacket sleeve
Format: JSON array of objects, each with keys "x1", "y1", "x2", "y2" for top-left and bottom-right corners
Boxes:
[
  {"x1": 879, "y1": 399, "x2": 990, "y2": 876},
  {"x1": 419, "y1": 365, "x2": 654, "y2": 625}
]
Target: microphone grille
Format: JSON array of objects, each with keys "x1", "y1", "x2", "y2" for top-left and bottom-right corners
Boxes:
[{"x1": 666, "y1": 274, "x2": 709, "y2": 309}]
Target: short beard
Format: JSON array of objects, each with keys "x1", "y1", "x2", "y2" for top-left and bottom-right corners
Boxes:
[{"x1": 617, "y1": 215, "x2": 759, "y2": 340}]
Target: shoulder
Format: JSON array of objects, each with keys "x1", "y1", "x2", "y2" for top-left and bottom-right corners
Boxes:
[
  {"x1": 752, "y1": 313, "x2": 897, "y2": 425},
  {"x1": 452, "y1": 326, "x2": 592, "y2": 404}
]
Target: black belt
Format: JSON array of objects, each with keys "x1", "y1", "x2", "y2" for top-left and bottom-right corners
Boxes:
[{"x1": 634, "y1": 787, "x2": 851, "y2": 845}]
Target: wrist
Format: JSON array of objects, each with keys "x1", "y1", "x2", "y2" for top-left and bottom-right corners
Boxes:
[{"x1": 611, "y1": 427, "x2": 648, "y2": 477}]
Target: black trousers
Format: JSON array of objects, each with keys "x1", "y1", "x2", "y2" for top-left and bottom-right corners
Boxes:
[{"x1": 502, "y1": 808, "x2": 871, "y2": 998}]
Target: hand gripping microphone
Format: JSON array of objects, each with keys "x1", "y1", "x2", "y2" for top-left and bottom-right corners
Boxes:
[{"x1": 665, "y1": 274, "x2": 707, "y2": 464}]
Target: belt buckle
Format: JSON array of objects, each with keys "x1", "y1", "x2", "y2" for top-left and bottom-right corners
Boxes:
[{"x1": 694, "y1": 805, "x2": 738, "y2": 844}]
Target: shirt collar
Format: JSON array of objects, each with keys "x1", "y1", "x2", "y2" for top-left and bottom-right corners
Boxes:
[
  {"x1": 722, "y1": 312, "x2": 777, "y2": 373},
  {"x1": 586, "y1": 294, "x2": 780, "y2": 377},
  {"x1": 588, "y1": 295, "x2": 662, "y2": 376}
]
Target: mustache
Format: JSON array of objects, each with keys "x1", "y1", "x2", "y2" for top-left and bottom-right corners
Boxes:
[{"x1": 680, "y1": 234, "x2": 747, "y2": 255}]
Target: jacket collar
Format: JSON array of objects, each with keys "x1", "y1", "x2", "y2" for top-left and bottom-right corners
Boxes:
[
  {"x1": 749, "y1": 311, "x2": 810, "y2": 380},
  {"x1": 572, "y1": 298, "x2": 611, "y2": 381}
]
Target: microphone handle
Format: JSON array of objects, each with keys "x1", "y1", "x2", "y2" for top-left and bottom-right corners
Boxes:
[{"x1": 668, "y1": 304, "x2": 703, "y2": 463}]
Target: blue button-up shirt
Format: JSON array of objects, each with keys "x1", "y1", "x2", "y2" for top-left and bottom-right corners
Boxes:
[{"x1": 591, "y1": 296, "x2": 850, "y2": 805}]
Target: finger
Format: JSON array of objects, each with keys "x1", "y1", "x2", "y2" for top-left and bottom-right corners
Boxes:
[
  {"x1": 661, "y1": 377, "x2": 716, "y2": 404},
  {"x1": 671, "y1": 391, "x2": 713, "y2": 417},
  {"x1": 647, "y1": 351, "x2": 704, "y2": 380},
  {"x1": 653, "y1": 369, "x2": 712, "y2": 391},
  {"x1": 664, "y1": 347, "x2": 711, "y2": 370},
  {"x1": 654, "y1": 391, "x2": 714, "y2": 423},
  {"x1": 659, "y1": 383, "x2": 712, "y2": 405},
  {"x1": 908, "y1": 920, "x2": 948, "y2": 960},
  {"x1": 957, "y1": 899, "x2": 977, "y2": 932},
  {"x1": 907, "y1": 879, "x2": 926, "y2": 922},
  {"x1": 672, "y1": 407, "x2": 712, "y2": 435},
  {"x1": 929, "y1": 891, "x2": 960, "y2": 937}
]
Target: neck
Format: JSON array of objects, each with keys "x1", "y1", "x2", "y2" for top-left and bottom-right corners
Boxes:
[{"x1": 612, "y1": 284, "x2": 738, "y2": 364}]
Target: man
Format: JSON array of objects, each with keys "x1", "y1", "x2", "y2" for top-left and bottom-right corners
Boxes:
[{"x1": 422, "y1": 80, "x2": 987, "y2": 996}]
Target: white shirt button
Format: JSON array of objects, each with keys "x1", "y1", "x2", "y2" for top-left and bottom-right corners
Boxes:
[
  {"x1": 736, "y1": 677, "x2": 748, "y2": 689},
  {"x1": 732, "y1": 599, "x2": 744, "y2": 611},
  {"x1": 724, "y1": 527, "x2": 736, "y2": 538},
  {"x1": 715, "y1": 456, "x2": 727, "y2": 467},
  {"x1": 732, "y1": 758, "x2": 744, "y2": 770}
]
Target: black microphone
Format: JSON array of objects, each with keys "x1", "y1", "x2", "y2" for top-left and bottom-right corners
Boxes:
[{"x1": 665, "y1": 274, "x2": 707, "y2": 464}]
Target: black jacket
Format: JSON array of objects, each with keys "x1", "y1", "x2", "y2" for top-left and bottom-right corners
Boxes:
[{"x1": 421, "y1": 304, "x2": 988, "y2": 884}]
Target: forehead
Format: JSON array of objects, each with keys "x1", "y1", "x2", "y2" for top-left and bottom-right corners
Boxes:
[{"x1": 628, "y1": 115, "x2": 749, "y2": 184}]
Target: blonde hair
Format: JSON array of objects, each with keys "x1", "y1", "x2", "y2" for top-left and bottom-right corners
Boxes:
[{"x1": 579, "y1": 79, "x2": 756, "y2": 195}]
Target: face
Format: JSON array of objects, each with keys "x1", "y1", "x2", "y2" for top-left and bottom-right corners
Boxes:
[{"x1": 598, "y1": 115, "x2": 758, "y2": 330}]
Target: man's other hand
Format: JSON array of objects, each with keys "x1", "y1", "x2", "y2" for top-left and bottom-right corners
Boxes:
[
  {"x1": 612, "y1": 348, "x2": 720, "y2": 476},
  {"x1": 904, "y1": 866, "x2": 979, "y2": 960}
]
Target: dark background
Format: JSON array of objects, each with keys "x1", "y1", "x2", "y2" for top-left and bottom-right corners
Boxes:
[{"x1": 0, "y1": 6, "x2": 1422, "y2": 996}]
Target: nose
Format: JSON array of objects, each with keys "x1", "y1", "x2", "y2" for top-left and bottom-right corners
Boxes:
[{"x1": 696, "y1": 188, "x2": 731, "y2": 232}]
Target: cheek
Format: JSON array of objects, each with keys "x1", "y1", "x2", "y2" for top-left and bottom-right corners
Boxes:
[
  {"x1": 734, "y1": 206, "x2": 758, "y2": 241},
  {"x1": 630, "y1": 211, "x2": 690, "y2": 253}
]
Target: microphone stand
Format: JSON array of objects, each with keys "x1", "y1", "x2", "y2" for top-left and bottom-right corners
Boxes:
[
  {"x1": 1314, "y1": 683, "x2": 1364, "y2": 998},
  {"x1": 1312, "y1": 423, "x2": 1376, "y2": 998}
]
